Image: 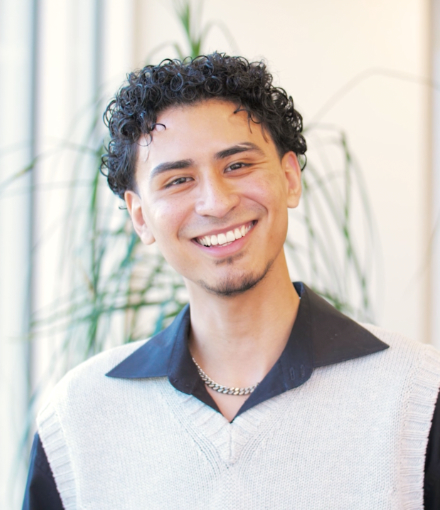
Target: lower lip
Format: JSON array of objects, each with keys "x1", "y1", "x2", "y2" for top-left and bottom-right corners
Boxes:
[{"x1": 192, "y1": 222, "x2": 257, "y2": 257}]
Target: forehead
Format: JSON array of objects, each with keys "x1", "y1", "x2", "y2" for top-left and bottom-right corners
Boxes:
[{"x1": 136, "y1": 99, "x2": 276, "y2": 168}]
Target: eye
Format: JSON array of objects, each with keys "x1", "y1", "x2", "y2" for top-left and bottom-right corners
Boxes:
[
  {"x1": 226, "y1": 162, "x2": 249, "y2": 172},
  {"x1": 165, "y1": 176, "x2": 193, "y2": 188}
]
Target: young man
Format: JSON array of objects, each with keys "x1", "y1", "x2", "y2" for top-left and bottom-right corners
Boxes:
[{"x1": 24, "y1": 53, "x2": 440, "y2": 509}]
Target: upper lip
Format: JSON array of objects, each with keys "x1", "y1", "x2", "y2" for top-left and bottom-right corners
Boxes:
[{"x1": 192, "y1": 220, "x2": 256, "y2": 239}]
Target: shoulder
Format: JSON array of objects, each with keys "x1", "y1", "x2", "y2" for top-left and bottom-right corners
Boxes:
[
  {"x1": 360, "y1": 322, "x2": 440, "y2": 358},
  {"x1": 64, "y1": 338, "x2": 147, "y2": 383},
  {"x1": 359, "y1": 323, "x2": 440, "y2": 390},
  {"x1": 37, "y1": 340, "x2": 148, "y2": 418}
]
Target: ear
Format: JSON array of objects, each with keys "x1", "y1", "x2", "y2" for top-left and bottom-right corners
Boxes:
[
  {"x1": 281, "y1": 151, "x2": 302, "y2": 208},
  {"x1": 125, "y1": 190, "x2": 156, "y2": 245}
]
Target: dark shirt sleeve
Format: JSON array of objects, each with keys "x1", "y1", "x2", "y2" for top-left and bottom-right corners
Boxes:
[
  {"x1": 22, "y1": 433, "x2": 64, "y2": 510},
  {"x1": 424, "y1": 389, "x2": 440, "y2": 509}
]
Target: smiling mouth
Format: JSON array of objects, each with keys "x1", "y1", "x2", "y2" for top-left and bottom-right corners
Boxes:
[{"x1": 194, "y1": 221, "x2": 256, "y2": 247}]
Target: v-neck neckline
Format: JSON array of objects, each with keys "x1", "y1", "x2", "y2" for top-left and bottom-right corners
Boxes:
[{"x1": 161, "y1": 382, "x2": 293, "y2": 466}]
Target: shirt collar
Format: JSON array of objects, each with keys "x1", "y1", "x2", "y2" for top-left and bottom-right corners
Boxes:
[{"x1": 107, "y1": 282, "x2": 388, "y2": 415}]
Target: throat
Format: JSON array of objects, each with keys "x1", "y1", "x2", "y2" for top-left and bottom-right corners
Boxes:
[{"x1": 187, "y1": 263, "x2": 300, "y2": 422}]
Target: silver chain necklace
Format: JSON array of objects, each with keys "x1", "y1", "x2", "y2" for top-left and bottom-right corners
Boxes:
[{"x1": 192, "y1": 357, "x2": 259, "y2": 396}]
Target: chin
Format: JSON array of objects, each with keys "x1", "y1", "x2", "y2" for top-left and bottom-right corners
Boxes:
[{"x1": 197, "y1": 261, "x2": 273, "y2": 298}]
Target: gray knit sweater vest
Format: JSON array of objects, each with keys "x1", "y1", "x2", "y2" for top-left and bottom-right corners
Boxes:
[{"x1": 37, "y1": 324, "x2": 440, "y2": 510}]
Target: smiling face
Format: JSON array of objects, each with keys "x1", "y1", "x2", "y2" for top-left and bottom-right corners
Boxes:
[{"x1": 125, "y1": 99, "x2": 301, "y2": 298}]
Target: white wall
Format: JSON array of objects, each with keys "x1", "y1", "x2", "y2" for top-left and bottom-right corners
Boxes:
[{"x1": 135, "y1": 0, "x2": 433, "y2": 344}]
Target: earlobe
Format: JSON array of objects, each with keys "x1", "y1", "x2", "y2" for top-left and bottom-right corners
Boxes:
[
  {"x1": 282, "y1": 152, "x2": 302, "y2": 208},
  {"x1": 124, "y1": 190, "x2": 156, "y2": 245}
]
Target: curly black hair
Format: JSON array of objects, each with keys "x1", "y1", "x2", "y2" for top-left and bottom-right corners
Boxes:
[{"x1": 101, "y1": 52, "x2": 307, "y2": 199}]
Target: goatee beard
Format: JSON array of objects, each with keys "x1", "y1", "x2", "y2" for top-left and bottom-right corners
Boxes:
[{"x1": 197, "y1": 260, "x2": 273, "y2": 297}]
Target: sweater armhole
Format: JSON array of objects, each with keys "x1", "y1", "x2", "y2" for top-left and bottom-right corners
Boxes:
[
  {"x1": 37, "y1": 402, "x2": 77, "y2": 509},
  {"x1": 424, "y1": 389, "x2": 440, "y2": 508},
  {"x1": 400, "y1": 346, "x2": 440, "y2": 509}
]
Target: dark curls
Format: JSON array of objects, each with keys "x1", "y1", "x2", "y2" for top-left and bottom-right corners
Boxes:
[{"x1": 101, "y1": 52, "x2": 307, "y2": 199}]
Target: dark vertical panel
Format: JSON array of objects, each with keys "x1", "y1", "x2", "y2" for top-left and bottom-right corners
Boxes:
[
  {"x1": 94, "y1": 0, "x2": 103, "y2": 95},
  {"x1": 27, "y1": 0, "x2": 39, "y2": 423}
]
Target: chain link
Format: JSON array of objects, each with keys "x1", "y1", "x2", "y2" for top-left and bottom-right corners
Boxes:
[{"x1": 192, "y1": 358, "x2": 259, "y2": 396}]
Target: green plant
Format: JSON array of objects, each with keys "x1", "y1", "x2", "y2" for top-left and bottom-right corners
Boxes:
[{"x1": 287, "y1": 125, "x2": 377, "y2": 321}]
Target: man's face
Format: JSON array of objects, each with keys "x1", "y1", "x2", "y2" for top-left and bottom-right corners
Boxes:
[{"x1": 125, "y1": 99, "x2": 301, "y2": 297}]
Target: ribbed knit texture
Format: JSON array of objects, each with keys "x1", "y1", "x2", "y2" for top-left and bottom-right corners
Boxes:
[{"x1": 37, "y1": 325, "x2": 440, "y2": 510}]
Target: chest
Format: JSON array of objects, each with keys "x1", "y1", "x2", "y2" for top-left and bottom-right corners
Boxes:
[{"x1": 58, "y1": 360, "x2": 423, "y2": 510}]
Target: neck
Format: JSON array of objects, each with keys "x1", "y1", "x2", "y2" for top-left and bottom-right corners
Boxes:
[{"x1": 186, "y1": 252, "x2": 299, "y2": 391}]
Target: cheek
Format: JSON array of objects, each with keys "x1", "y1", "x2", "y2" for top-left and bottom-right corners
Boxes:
[
  {"x1": 244, "y1": 174, "x2": 287, "y2": 210},
  {"x1": 249, "y1": 176, "x2": 289, "y2": 235},
  {"x1": 145, "y1": 198, "x2": 187, "y2": 244}
]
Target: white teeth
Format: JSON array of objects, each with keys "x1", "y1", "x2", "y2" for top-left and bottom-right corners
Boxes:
[
  {"x1": 198, "y1": 222, "x2": 254, "y2": 247},
  {"x1": 217, "y1": 233, "x2": 227, "y2": 245},
  {"x1": 226, "y1": 231, "x2": 235, "y2": 242}
]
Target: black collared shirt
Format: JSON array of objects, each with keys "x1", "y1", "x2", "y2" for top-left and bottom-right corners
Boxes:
[{"x1": 23, "y1": 283, "x2": 440, "y2": 509}]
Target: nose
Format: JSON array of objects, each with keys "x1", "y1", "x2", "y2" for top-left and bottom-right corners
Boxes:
[{"x1": 194, "y1": 174, "x2": 239, "y2": 218}]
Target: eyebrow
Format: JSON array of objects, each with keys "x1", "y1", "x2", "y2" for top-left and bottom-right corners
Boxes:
[
  {"x1": 214, "y1": 142, "x2": 264, "y2": 160},
  {"x1": 150, "y1": 159, "x2": 193, "y2": 181},
  {"x1": 149, "y1": 142, "x2": 264, "y2": 181}
]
